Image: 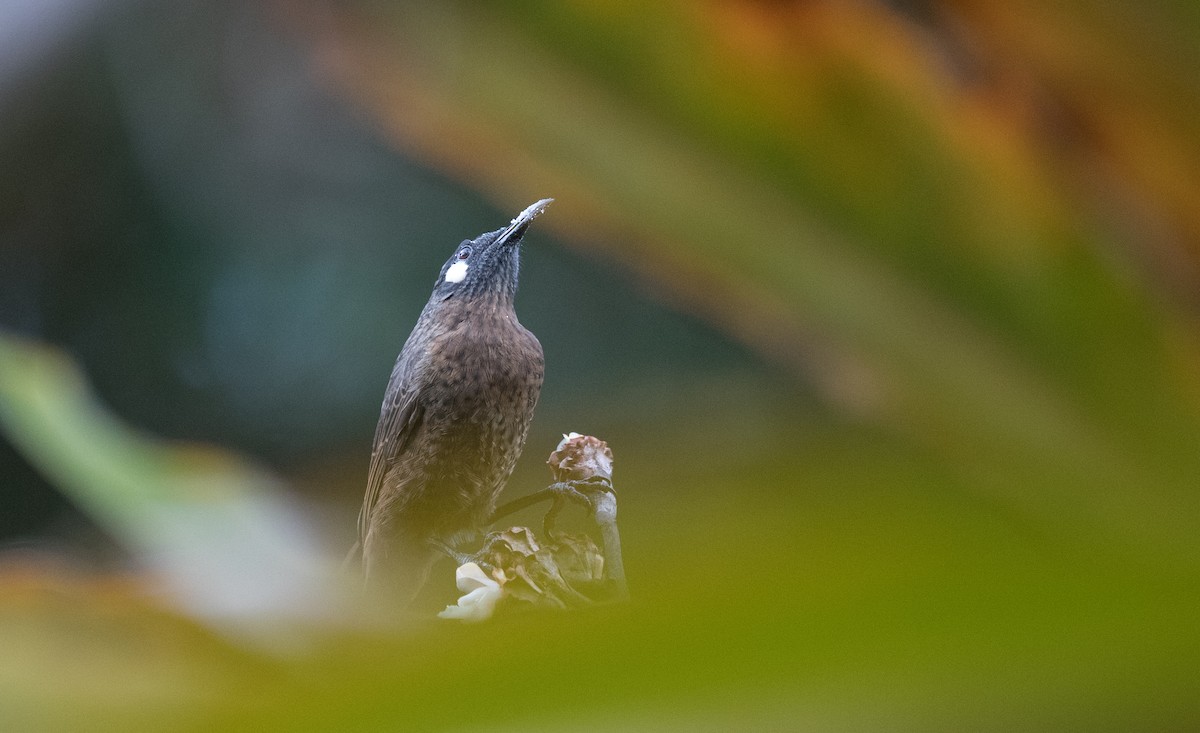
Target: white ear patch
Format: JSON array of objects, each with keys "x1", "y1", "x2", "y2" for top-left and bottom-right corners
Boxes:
[{"x1": 445, "y1": 261, "x2": 469, "y2": 283}]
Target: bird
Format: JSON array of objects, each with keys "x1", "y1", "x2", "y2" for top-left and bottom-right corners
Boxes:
[{"x1": 356, "y1": 199, "x2": 551, "y2": 607}]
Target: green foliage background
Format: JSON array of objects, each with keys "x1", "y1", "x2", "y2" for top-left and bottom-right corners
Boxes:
[{"x1": 1, "y1": 1, "x2": 1198, "y2": 730}]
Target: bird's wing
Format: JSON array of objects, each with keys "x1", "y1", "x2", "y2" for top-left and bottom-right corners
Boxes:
[{"x1": 358, "y1": 381, "x2": 425, "y2": 542}]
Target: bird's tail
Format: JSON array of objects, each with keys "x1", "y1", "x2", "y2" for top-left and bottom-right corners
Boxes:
[
  {"x1": 362, "y1": 533, "x2": 439, "y2": 609},
  {"x1": 340, "y1": 540, "x2": 363, "y2": 576}
]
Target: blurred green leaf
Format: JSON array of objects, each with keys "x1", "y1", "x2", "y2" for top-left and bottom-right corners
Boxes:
[
  {"x1": 318, "y1": 0, "x2": 1200, "y2": 544},
  {"x1": 3, "y1": 1, "x2": 1200, "y2": 730},
  {"x1": 0, "y1": 332, "x2": 341, "y2": 623}
]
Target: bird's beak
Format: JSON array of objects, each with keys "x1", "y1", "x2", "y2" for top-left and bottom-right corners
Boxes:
[{"x1": 495, "y1": 198, "x2": 553, "y2": 246}]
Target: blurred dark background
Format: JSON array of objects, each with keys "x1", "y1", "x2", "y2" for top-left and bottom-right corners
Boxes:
[{"x1": 0, "y1": 0, "x2": 787, "y2": 553}]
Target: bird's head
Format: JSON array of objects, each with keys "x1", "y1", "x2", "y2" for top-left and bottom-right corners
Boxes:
[{"x1": 432, "y1": 198, "x2": 553, "y2": 303}]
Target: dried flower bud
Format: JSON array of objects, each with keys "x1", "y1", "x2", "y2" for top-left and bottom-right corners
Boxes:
[
  {"x1": 547, "y1": 433, "x2": 613, "y2": 483},
  {"x1": 472, "y1": 526, "x2": 603, "y2": 609}
]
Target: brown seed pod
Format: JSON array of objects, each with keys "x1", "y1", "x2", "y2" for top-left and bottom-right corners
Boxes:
[{"x1": 547, "y1": 433, "x2": 614, "y2": 483}]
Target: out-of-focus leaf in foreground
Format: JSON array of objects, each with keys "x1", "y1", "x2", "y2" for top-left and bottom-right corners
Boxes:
[
  {"x1": 0, "y1": 345, "x2": 1196, "y2": 730},
  {"x1": 302, "y1": 0, "x2": 1200, "y2": 544},
  {"x1": 0, "y1": 332, "x2": 341, "y2": 624},
  {"x1": 3, "y1": 1, "x2": 1200, "y2": 730}
]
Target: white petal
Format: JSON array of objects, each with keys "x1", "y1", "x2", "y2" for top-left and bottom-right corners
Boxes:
[
  {"x1": 437, "y1": 603, "x2": 475, "y2": 620},
  {"x1": 455, "y1": 562, "x2": 498, "y2": 593},
  {"x1": 438, "y1": 580, "x2": 503, "y2": 622}
]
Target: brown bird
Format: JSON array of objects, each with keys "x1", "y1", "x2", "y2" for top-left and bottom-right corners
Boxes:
[{"x1": 357, "y1": 199, "x2": 550, "y2": 606}]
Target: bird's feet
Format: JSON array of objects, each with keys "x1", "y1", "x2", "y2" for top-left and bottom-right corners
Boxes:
[
  {"x1": 543, "y1": 477, "x2": 614, "y2": 538},
  {"x1": 428, "y1": 538, "x2": 475, "y2": 567}
]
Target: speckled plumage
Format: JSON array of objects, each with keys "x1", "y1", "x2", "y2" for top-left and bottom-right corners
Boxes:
[{"x1": 358, "y1": 201, "x2": 549, "y2": 605}]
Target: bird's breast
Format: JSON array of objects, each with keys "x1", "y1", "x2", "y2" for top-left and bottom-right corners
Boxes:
[
  {"x1": 391, "y1": 314, "x2": 540, "y2": 527},
  {"x1": 418, "y1": 313, "x2": 542, "y2": 461},
  {"x1": 426, "y1": 315, "x2": 542, "y2": 404}
]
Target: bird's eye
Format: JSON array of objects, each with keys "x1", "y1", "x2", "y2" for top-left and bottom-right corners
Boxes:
[{"x1": 457, "y1": 247, "x2": 471, "y2": 260}]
